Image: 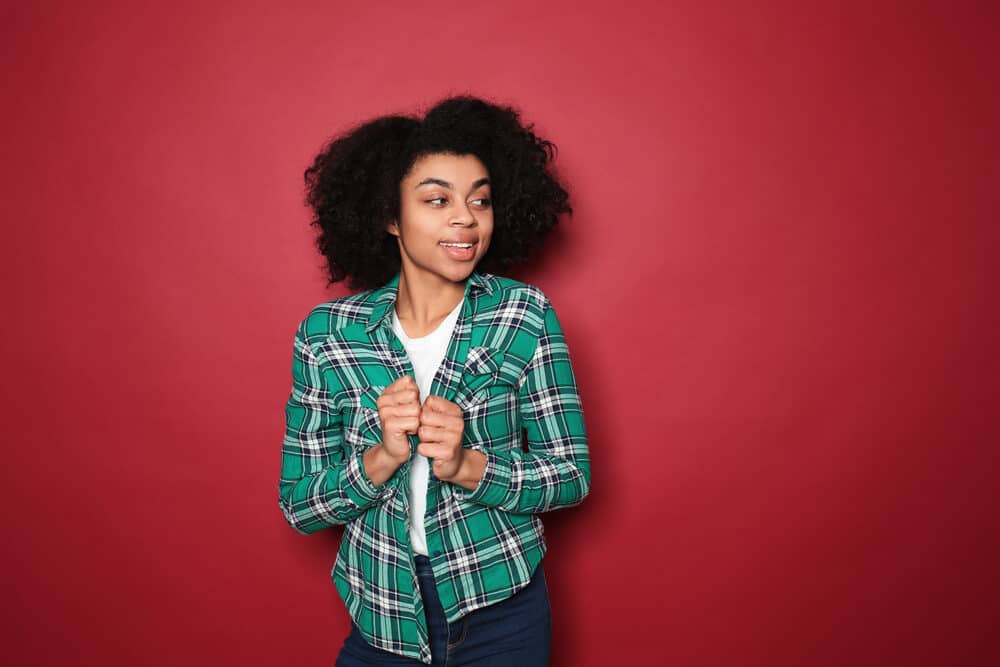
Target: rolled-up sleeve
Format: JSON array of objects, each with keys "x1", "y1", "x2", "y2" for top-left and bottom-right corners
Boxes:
[{"x1": 461, "y1": 299, "x2": 591, "y2": 513}]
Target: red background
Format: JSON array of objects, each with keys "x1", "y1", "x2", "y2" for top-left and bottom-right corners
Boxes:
[{"x1": 4, "y1": 1, "x2": 997, "y2": 665}]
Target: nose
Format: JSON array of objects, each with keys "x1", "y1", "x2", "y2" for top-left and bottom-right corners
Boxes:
[{"x1": 450, "y1": 205, "x2": 476, "y2": 226}]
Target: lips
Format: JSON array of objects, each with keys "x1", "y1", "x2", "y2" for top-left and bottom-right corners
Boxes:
[{"x1": 439, "y1": 240, "x2": 477, "y2": 261}]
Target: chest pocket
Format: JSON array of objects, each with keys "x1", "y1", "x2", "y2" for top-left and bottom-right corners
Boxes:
[{"x1": 454, "y1": 346, "x2": 512, "y2": 412}]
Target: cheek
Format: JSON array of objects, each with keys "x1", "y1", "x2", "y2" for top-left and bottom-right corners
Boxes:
[
  {"x1": 479, "y1": 220, "x2": 494, "y2": 249},
  {"x1": 479, "y1": 239, "x2": 491, "y2": 257}
]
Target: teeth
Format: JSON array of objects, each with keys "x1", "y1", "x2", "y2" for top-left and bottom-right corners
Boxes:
[{"x1": 440, "y1": 242, "x2": 473, "y2": 248}]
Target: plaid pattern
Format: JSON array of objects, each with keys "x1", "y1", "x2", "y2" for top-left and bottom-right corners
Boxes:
[{"x1": 278, "y1": 270, "x2": 590, "y2": 664}]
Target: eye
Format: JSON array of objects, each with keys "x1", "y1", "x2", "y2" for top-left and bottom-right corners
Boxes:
[
  {"x1": 470, "y1": 197, "x2": 492, "y2": 208},
  {"x1": 426, "y1": 197, "x2": 447, "y2": 206}
]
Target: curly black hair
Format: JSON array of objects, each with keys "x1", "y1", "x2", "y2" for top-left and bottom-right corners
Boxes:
[{"x1": 303, "y1": 94, "x2": 572, "y2": 292}]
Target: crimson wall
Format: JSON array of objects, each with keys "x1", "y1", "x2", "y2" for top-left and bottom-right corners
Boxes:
[{"x1": 4, "y1": 1, "x2": 996, "y2": 665}]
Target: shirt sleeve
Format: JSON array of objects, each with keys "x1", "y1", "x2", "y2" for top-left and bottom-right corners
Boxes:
[
  {"x1": 460, "y1": 298, "x2": 591, "y2": 514},
  {"x1": 277, "y1": 319, "x2": 392, "y2": 534}
]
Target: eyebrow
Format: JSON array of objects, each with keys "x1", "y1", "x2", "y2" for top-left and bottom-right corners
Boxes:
[{"x1": 415, "y1": 177, "x2": 491, "y2": 190}]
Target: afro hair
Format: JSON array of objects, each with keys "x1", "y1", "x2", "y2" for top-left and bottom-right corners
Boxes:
[{"x1": 302, "y1": 94, "x2": 572, "y2": 292}]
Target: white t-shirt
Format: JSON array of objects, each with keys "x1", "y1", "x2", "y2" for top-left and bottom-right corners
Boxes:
[{"x1": 390, "y1": 298, "x2": 463, "y2": 557}]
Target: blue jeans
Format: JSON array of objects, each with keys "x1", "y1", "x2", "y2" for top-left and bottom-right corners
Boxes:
[{"x1": 335, "y1": 555, "x2": 551, "y2": 665}]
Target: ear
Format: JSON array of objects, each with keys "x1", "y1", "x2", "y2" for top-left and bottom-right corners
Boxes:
[{"x1": 385, "y1": 218, "x2": 400, "y2": 237}]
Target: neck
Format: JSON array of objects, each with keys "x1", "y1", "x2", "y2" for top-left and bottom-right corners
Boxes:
[{"x1": 394, "y1": 264, "x2": 467, "y2": 330}]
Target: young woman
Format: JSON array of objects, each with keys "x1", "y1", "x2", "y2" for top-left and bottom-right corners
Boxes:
[{"x1": 278, "y1": 95, "x2": 591, "y2": 666}]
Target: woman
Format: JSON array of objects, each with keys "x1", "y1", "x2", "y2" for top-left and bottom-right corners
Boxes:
[{"x1": 278, "y1": 95, "x2": 591, "y2": 666}]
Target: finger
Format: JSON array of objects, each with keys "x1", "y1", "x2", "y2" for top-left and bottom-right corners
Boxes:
[
  {"x1": 424, "y1": 394, "x2": 462, "y2": 417},
  {"x1": 381, "y1": 403, "x2": 421, "y2": 422},
  {"x1": 417, "y1": 442, "x2": 451, "y2": 460},
  {"x1": 390, "y1": 374, "x2": 417, "y2": 388},
  {"x1": 417, "y1": 405, "x2": 442, "y2": 426},
  {"x1": 426, "y1": 394, "x2": 462, "y2": 417},
  {"x1": 417, "y1": 423, "x2": 448, "y2": 443},
  {"x1": 379, "y1": 386, "x2": 421, "y2": 409},
  {"x1": 419, "y1": 410, "x2": 462, "y2": 431},
  {"x1": 417, "y1": 408, "x2": 453, "y2": 429},
  {"x1": 386, "y1": 415, "x2": 420, "y2": 435},
  {"x1": 419, "y1": 408, "x2": 463, "y2": 431},
  {"x1": 386, "y1": 375, "x2": 418, "y2": 396}
]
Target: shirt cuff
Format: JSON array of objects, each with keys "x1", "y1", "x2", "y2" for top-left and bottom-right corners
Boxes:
[
  {"x1": 460, "y1": 449, "x2": 509, "y2": 507},
  {"x1": 341, "y1": 448, "x2": 394, "y2": 509}
]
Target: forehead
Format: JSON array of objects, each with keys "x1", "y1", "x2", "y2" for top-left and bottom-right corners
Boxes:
[{"x1": 405, "y1": 153, "x2": 489, "y2": 185}]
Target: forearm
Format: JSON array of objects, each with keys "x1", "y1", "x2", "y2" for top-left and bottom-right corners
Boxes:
[
  {"x1": 447, "y1": 449, "x2": 488, "y2": 492},
  {"x1": 362, "y1": 443, "x2": 409, "y2": 486}
]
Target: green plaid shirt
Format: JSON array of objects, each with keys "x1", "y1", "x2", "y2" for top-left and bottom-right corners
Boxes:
[{"x1": 278, "y1": 269, "x2": 590, "y2": 663}]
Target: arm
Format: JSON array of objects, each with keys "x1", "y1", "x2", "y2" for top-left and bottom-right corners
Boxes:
[
  {"x1": 458, "y1": 299, "x2": 591, "y2": 514},
  {"x1": 277, "y1": 319, "x2": 393, "y2": 534}
]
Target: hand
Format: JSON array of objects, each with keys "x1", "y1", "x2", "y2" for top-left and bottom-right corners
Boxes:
[
  {"x1": 375, "y1": 375, "x2": 421, "y2": 465},
  {"x1": 416, "y1": 394, "x2": 468, "y2": 482}
]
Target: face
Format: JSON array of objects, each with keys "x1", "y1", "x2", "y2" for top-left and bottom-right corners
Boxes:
[{"x1": 388, "y1": 152, "x2": 494, "y2": 285}]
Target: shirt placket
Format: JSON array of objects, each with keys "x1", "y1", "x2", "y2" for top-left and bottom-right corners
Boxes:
[
  {"x1": 363, "y1": 272, "x2": 485, "y2": 661},
  {"x1": 364, "y1": 318, "x2": 429, "y2": 654}
]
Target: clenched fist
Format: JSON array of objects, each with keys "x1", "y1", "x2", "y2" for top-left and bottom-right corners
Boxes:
[
  {"x1": 360, "y1": 376, "x2": 420, "y2": 487},
  {"x1": 416, "y1": 394, "x2": 486, "y2": 490},
  {"x1": 361, "y1": 377, "x2": 487, "y2": 491},
  {"x1": 375, "y1": 375, "x2": 421, "y2": 465}
]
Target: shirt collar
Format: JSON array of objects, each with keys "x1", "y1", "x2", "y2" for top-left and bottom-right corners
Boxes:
[{"x1": 365, "y1": 269, "x2": 494, "y2": 334}]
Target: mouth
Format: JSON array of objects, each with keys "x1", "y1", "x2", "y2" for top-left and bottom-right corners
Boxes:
[{"x1": 439, "y1": 240, "x2": 477, "y2": 261}]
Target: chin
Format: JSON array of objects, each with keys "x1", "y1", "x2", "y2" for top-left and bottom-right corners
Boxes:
[{"x1": 446, "y1": 266, "x2": 476, "y2": 282}]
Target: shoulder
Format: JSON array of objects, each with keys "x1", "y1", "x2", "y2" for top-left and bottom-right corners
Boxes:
[
  {"x1": 479, "y1": 272, "x2": 551, "y2": 314},
  {"x1": 476, "y1": 274, "x2": 559, "y2": 357},
  {"x1": 295, "y1": 289, "x2": 379, "y2": 342},
  {"x1": 480, "y1": 273, "x2": 569, "y2": 346}
]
